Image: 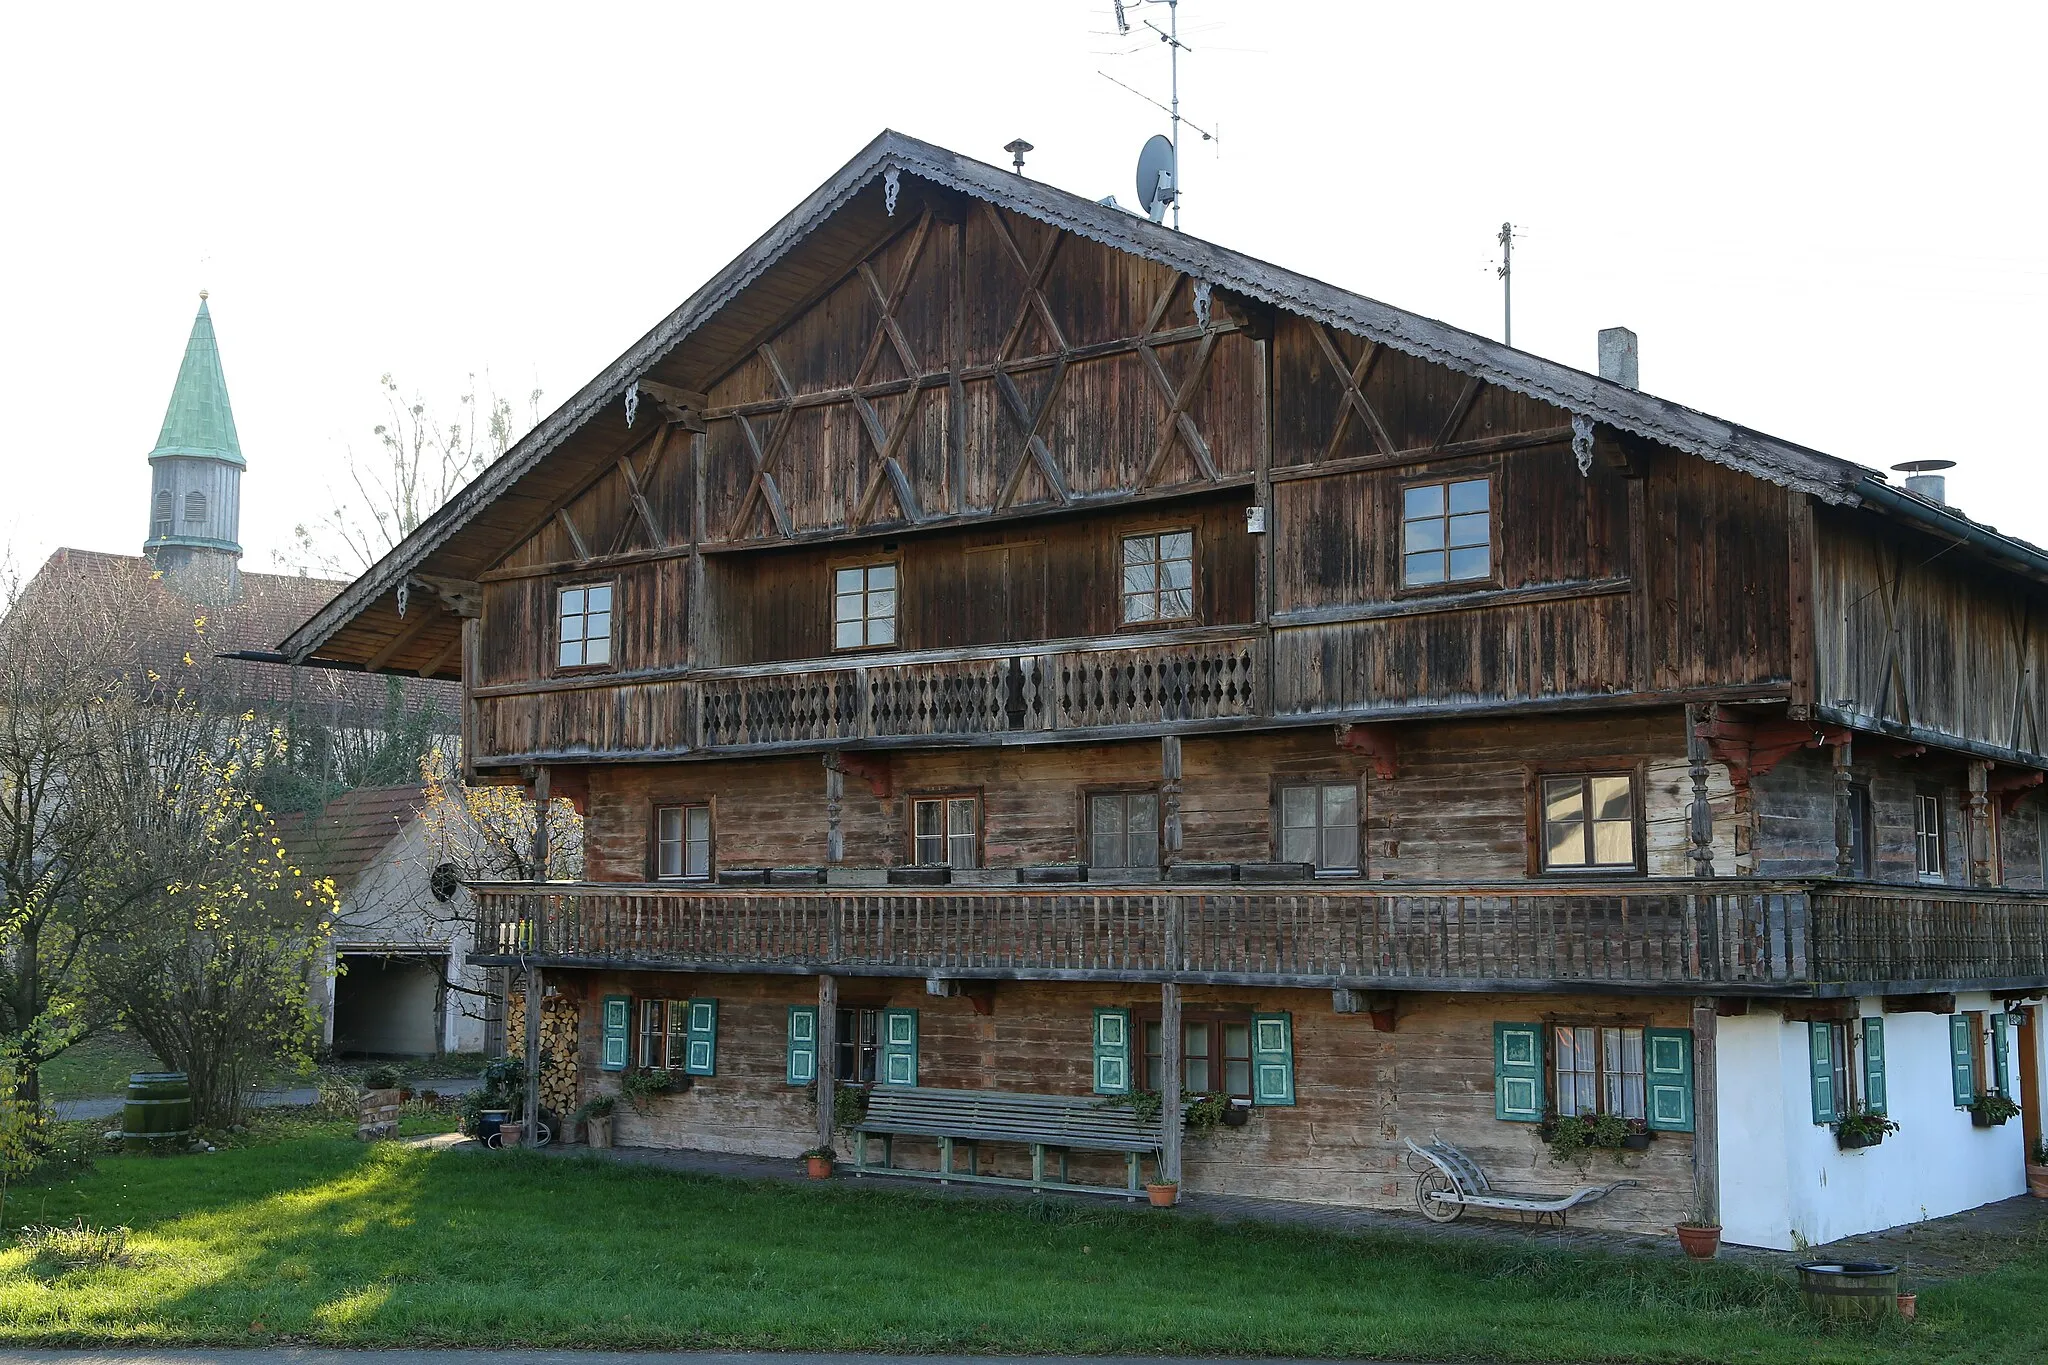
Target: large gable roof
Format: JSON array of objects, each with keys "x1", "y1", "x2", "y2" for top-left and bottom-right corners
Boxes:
[{"x1": 281, "y1": 130, "x2": 2048, "y2": 672}]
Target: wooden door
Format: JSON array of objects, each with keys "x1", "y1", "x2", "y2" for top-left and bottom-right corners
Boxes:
[{"x1": 2021, "y1": 1005, "x2": 2042, "y2": 1160}]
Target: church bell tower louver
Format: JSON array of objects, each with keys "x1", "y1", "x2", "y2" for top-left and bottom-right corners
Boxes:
[{"x1": 144, "y1": 292, "x2": 245, "y2": 602}]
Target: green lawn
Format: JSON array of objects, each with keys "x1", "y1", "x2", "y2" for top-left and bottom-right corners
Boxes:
[
  {"x1": 0, "y1": 1130, "x2": 2039, "y2": 1362},
  {"x1": 37, "y1": 1031, "x2": 161, "y2": 1100}
]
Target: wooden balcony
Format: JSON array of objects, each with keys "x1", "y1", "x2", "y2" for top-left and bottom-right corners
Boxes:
[
  {"x1": 467, "y1": 879, "x2": 2048, "y2": 996},
  {"x1": 467, "y1": 627, "x2": 1262, "y2": 765}
]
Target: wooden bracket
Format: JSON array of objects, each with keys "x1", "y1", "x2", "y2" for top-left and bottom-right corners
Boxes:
[
  {"x1": 1693, "y1": 707, "x2": 1846, "y2": 790},
  {"x1": 1335, "y1": 723, "x2": 1398, "y2": 780},
  {"x1": 546, "y1": 766, "x2": 590, "y2": 816},
  {"x1": 1714, "y1": 998, "x2": 1751, "y2": 1017},
  {"x1": 1333, "y1": 988, "x2": 1398, "y2": 1031},
  {"x1": 828, "y1": 752, "x2": 892, "y2": 799},
  {"x1": 1858, "y1": 736, "x2": 1928, "y2": 761},
  {"x1": 1781, "y1": 999, "x2": 1859, "y2": 1024},
  {"x1": 404, "y1": 574, "x2": 483, "y2": 619},
  {"x1": 1990, "y1": 767, "x2": 2046, "y2": 816},
  {"x1": 925, "y1": 977, "x2": 996, "y2": 1015},
  {"x1": 1881, "y1": 992, "x2": 1956, "y2": 1015}
]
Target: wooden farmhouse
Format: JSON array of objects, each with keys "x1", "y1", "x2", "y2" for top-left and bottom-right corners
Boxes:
[{"x1": 280, "y1": 132, "x2": 2048, "y2": 1248}]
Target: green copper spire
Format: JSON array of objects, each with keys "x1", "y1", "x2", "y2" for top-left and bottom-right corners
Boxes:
[{"x1": 148, "y1": 293, "x2": 244, "y2": 468}]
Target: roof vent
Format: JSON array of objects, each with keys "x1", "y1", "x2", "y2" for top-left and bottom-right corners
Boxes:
[
  {"x1": 1892, "y1": 459, "x2": 1955, "y2": 506},
  {"x1": 1598, "y1": 327, "x2": 1638, "y2": 390}
]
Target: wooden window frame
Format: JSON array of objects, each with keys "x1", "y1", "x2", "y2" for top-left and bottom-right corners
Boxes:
[
  {"x1": 1116, "y1": 524, "x2": 1198, "y2": 630},
  {"x1": 637, "y1": 997, "x2": 691, "y2": 1072},
  {"x1": 1078, "y1": 784, "x2": 1163, "y2": 871},
  {"x1": 1914, "y1": 787, "x2": 1946, "y2": 883},
  {"x1": 649, "y1": 800, "x2": 715, "y2": 882},
  {"x1": 553, "y1": 578, "x2": 616, "y2": 674},
  {"x1": 1138, "y1": 1006, "x2": 1257, "y2": 1100},
  {"x1": 831, "y1": 558, "x2": 901, "y2": 654},
  {"x1": 906, "y1": 787, "x2": 983, "y2": 869},
  {"x1": 834, "y1": 1005, "x2": 884, "y2": 1085},
  {"x1": 1269, "y1": 775, "x2": 1364, "y2": 874},
  {"x1": 1525, "y1": 760, "x2": 1648, "y2": 877},
  {"x1": 1544, "y1": 1019, "x2": 1653, "y2": 1123},
  {"x1": 1397, "y1": 469, "x2": 1500, "y2": 595}
]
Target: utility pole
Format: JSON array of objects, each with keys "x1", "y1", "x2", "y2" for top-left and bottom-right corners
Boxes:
[{"x1": 1497, "y1": 221, "x2": 1514, "y2": 347}]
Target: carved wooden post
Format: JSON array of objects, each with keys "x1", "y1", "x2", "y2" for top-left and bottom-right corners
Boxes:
[
  {"x1": 1691, "y1": 998, "x2": 1720, "y2": 1227},
  {"x1": 816, "y1": 974, "x2": 839, "y2": 1155},
  {"x1": 1833, "y1": 736, "x2": 1856, "y2": 877},
  {"x1": 1161, "y1": 736, "x2": 1184, "y2": 867},
  {"x1": 825, "y1": 757, "x2": 845, "y2": 864},
  {"x1": 1685, "y1": 705, "x2": 1715, "y2": 878},
  {"x1": 1968, "y1": 759, "x2": 1993, "y2": 887},
  {"x1": 524, "y1": 765, "x2": 550, "y2": 1135},
  {"x1": 1160, "y1": 980, "x2": 1183, "y2": 1186}
]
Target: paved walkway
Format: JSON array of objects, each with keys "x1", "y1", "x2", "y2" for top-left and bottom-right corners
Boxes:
[
  {"x1": 444, "y1": 1133, "x2": 2046, "y2": 1283},
  {"x1": 55, "y1": 1076, "x2": 481, "y2": 1123}
]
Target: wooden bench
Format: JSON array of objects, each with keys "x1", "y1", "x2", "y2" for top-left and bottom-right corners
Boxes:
[
  {"x1": 851, "y1": 1086, "x2": 1165, "y2": 1197},
  {"x1": 1405, "y1": 1137, "x2": 1636, "y2": 1227}
]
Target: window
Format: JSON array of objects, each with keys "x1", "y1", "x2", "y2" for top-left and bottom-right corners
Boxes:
[
  {"x1": 655, "y1": 804, "x2": 712, "y2": 880},
  {"x1": 835, "y1": 1007, "x2": 882, "y2": 1084},
  {"x1": 834, "y1": 563, "x2": 897, "y2": 649},
  {"x1": 1915, "y1": 790, "x2": 1945, "y2": 880},
  {"x1": 1144, "y1": 1012, "x2": 1255, "y2": 1099},
  {"x1": 184, "y1": 491, "x2": 208, "y2": 523},
  {"x1": 1278, "y1": 782, "x2": 1359, "y2": 871},
  {"x1": 1848, "y1": 783, "x2": 1873, "y2": 878},
  {"x1": 639, "y1": 998, "x2": 690, "y2": 1070},
  {"x1": 152, "y1": 491, "x2": 173, "y2": 539},
  {"x1": 1088, "y1": 790, "x2": 1159, "y2": 870},
  {"x1": 1120, "y1": 530, "x2": 1194, "y2": 624},
  {"x1": 1402, "y1": 477, "x2": 1492, "y2": 587},
  {"x1": 1810, "y1": 1017, "x2": 1887, "y2": 1124},
  {"x1": 557, "y1": 582, "x2": 613, "y2": 668},
  {"x1": 912, "y1": 794, "x2": 978, "y2": 867},
  {"x1": 1540, "y1": 773, "x2": 1638, "y2": 871},
  {"x1": 1552, "y1": 1025, "x2": 1646, "y2": 1120},
  {"x1": 1950, "y1": 1010, "x2": 2012, "y2": 1106}
]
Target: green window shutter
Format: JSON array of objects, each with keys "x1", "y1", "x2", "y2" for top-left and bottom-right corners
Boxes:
[
  {"x1": 1645, "y1": 1027, "x2": 1694, "y2": 1133},
  {"x1": 1494, "y1": 1022, "x2": 1544, "y2": 1122},
  {"x1": 1808, "y1": 1021, "x2": 1837, "y2": 1124},
  {"x1": 881, "y1": 1008, "x2": 919, "y2": 1087},
  {"x1": 601, "y1": 995, "x2": 631, "y2": 1072},
  {"x1": 1992, "y1": 1013, "x2": 2011, "y2": 1095},
  {"x1": 786, "y1": 1006, "x2": 817, "y2": 1086},
  {"x1": 1252, "y1": 1012, "x2": 1295, "y2": 1106},
  {"x1": 1950, "y1": 1014, "x2": 1976, "y2": 1106},
  {"x1": 1861, "y1": 1016, "x2": 1887, "y2": 1116},
  {"x1": 1092, "y1": 1008, "x2": 1132, "y2": 1096},
  {"x1": 684, "y1": 998, "x2": 718, "y2": 1076}
]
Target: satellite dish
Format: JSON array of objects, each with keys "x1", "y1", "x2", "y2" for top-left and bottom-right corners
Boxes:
[{"x1": 1136, "y1": 134, "x2": 1176, "y2": 224}]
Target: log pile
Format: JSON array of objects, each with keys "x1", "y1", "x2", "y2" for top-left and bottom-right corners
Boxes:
[{"x1": 505, "y1": 988, "x2": 581, "y2": 1121}]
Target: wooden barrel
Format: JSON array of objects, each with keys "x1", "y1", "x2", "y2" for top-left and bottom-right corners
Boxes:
[
  {"x1": 1794, "y1": 1262, "x2": 1899, "y2": 1320},
  {"x1": 121, "y1": 1072, "x2": 192, "y2": 1150}
]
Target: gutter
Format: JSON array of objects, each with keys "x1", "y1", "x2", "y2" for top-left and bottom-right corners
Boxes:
[{"x1": 1854, "y1": 475, "x2": 2048, "y2": 585}]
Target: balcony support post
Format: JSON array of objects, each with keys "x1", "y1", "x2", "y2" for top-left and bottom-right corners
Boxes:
[
  {"x1": 825, "y1": 758, "x2": 845, "y2": 864},
  {"x1": 1161, "y1": 736, "x2": 1184, "y2": 866},
  {"x1": 1691, "y1": 997, "x2": 1720, "y2": 1227},
  {"x1": 1685, "y1": 704, "x2": 1715, "y2": 878},
  {"x1": 817, "y1": 974, "x2": 839, "y2": 1155},
  {"x1": 1968, "y1": 759, "x2": 1993, "y2": 888},
  {"x1": 1160, "y1": 979, "x2": 1183, "y2": 1186},
  {"x1": 1833, "y1": 735, "x2": 1855, "y2": 877},
  {"x1": 523, "y1": 765, "x2": 550, "y2": 1137}
]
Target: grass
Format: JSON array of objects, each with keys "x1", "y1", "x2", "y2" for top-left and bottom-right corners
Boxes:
[
  {"x1": 37, "y1": 1031, "x2": 161, "y2": 1101},
  {"x1": 0, "y1": 1130, "x2": 2040, "y2": 1360}
]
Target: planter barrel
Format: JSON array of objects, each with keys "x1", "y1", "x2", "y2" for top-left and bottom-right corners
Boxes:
[
  {"x1": 1795, "y1": 1262, "x2": 1900, "y2": 1320},
  {"x1": 477, "y1": 1108, "x2": 509, "y2": 1146},
  {"x1": 121, "y1": 1072, "x2": 192, "y2": 1151}
]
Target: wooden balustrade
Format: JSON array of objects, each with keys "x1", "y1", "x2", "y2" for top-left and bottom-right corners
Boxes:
[{"x1": 470, "y1": 878, "x2": 2048, "y2": 992}]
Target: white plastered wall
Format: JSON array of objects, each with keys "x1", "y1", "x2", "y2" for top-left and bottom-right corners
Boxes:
[
  {"x1": 326, "y1": 817, "x2": 488, "y2": 1054},
  {"x1": 1718, "y1": 994, "x2": 2027, "y2": 1250}
]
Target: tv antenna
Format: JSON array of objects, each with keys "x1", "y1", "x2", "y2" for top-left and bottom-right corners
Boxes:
[
  {"x1": 1099, "y1": 0, "x2": 1216, "y2": 229},
  {"x1": 1495, "y1": 222, "x2": 1528, "y2": 347}
]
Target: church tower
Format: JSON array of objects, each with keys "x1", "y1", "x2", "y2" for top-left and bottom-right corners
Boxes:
[{"x1": 144, "y1": 292, "x2": 244, "y2": 603}]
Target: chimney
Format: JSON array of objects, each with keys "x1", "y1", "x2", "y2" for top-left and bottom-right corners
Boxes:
[
  {"x1": 1598, "y1": 327, "x2": 1639, "y2": 389},
  {"x1": 1892, "y1": 459, "x2": 1956, "y2": 506}
]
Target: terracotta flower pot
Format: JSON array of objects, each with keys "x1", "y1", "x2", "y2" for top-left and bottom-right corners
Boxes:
[
  {"x1": 1675, "y1": 1223, "x2": 1722, "y2": 1260},
  {"x1": 806, "y1": 1155, "x2": 834, "y2": 1179},
  {"x1": 1146, "y1": 1182, "x2": 1179, "y2": 1208},
  {"x1": 2027, "y1": 1164, "x2": 2048, "y2": 1199},
  {"x1": 497, "y1": 1121, "x2": 525, "y2": 1149},
  {"x1": 1897, "y1": 1292, "x2": 1917, "y2": 1321}
]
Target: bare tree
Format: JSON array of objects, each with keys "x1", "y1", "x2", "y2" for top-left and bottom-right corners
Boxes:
[{"x1": 286, "y1": 372, "x2": 543, "y2": 577}]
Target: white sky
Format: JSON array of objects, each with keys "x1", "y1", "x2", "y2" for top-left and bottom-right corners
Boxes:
[{"x1": 5, "y1": 1, "x2": 2045, "y2": 581}]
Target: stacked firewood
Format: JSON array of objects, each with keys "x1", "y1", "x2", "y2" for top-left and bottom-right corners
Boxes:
[{"x1": 504, "y1": 990, "x2": 581, "y2": 1119}]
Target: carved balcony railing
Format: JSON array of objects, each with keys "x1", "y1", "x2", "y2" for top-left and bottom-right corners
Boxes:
[{"x1": 468, "y1": 880, "x2": 2048, "y2": 994}]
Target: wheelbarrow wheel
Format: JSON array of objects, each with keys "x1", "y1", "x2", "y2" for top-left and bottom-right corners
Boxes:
[{"x1": 1416, "y1": 1170, "x2": 1463, "y2": 1222}]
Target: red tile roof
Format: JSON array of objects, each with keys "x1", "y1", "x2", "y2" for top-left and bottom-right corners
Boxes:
[{"x1": 272, "y1": 784, "x2": 427, "y2": 891}]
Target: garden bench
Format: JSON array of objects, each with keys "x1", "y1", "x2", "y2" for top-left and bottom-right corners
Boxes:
[
  {"x1": 1404, "y1": 1137, "x2": 1636, "y2": 1227},
  {"x1": 851, "y1": 1086, "x2": 1164, "y2": 1198}
]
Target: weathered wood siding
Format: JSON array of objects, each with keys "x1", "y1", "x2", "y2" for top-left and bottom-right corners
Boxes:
[
  {"x1": 563, "y1": 971, "x2": 1695, "y2": 1234},
  {"x1": 1814, "y1": 505, "x2": 2048, "y2": 760}
]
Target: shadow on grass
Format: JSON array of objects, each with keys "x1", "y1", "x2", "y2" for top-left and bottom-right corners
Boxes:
[{"x1": 0, "y1": 1140, "x2": 2025, "y2": 1363}]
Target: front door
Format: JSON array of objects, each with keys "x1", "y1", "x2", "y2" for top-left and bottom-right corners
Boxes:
[{"x1": 2020, "y1": 1005, "x2": 2042, "y2": 1161}]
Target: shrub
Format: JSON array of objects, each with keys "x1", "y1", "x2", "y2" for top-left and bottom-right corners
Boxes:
[
  {"x1": 362, "y1": 1065, "x2": 401, "y2": 1091},
  {"x1": 573, "y1": 1095, "x2": 615, "y2": 1122}
]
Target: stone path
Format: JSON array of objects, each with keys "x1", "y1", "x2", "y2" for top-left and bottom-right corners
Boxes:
[
  {"x1": 55, "y1": 1076, "x2": 481, "y2": 1123},
  {"x1": 437, "y1": 1134, "x2": 2046, "y2": 1284}
]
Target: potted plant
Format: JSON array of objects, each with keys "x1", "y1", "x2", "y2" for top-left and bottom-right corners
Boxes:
[
  {"x1": 1145, "y1": 1178, "x2": 1180, "y2": 1208},
  {"x1": 497, "y1": 1118, "x2": 526, "y2": 1148},
  {"x1": 362, "y1": 1065, "x2": 401, "y2": 1093},
  {"x1": 1675, "y1": 1194, "x2": 1721, "y2": 1260},
  {"x1": 1969, "y1": 1093, "x2": 2021, "y2": 1128},
  {"x1": 802, "y1": 1146, "x2": 836, "y2": 1179},
  {"x1": 1542, "y1": 1111, "x2": 1634, "y2": 1163},
  {"x1": 1222, "y1": 1098, "x2": 1252, "y2": 1128},
  {"x1": 1834, "y1": 1107, "x2": 1900, "y2": 1151},
  {"x1": 622, "y1": 1068, "x2": 680, "y2": 1116},
  {"x1": 575, "y1": 1095, "x2": 616, "y2": 1149},
  {"x1": 1621, "y1": 1118, "x2": 1653, "y2": 1151},
  {"x1": 2028, "y1": 1138, "x2": 2048, "y2": 1199}
]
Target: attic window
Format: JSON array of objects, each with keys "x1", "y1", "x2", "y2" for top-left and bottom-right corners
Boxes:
[
  {"x1": 557, "y1": 582, "x2": 613, "y2": 669},
  {"x1": 184, "y1": 491, "x2": 208, "y2": 524},
  {"x1": 1402, "y1": 478, "x2": 1492, "y2": 587}
]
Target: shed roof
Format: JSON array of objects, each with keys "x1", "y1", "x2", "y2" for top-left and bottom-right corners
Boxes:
[{"x1": 273, "y1": 784, "x2": 425, "y2": 892}]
